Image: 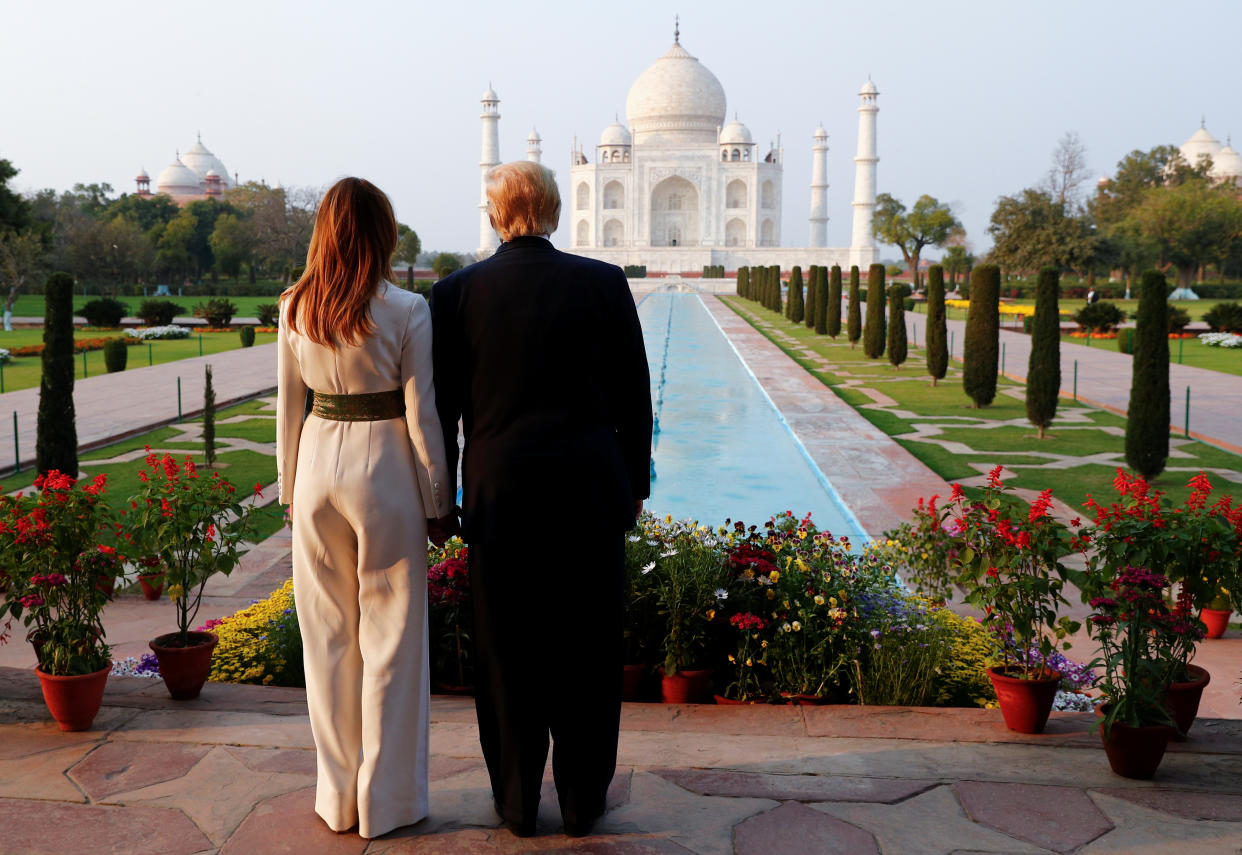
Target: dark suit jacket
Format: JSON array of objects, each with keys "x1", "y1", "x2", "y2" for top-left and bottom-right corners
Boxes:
[{"x1": 430, "y1": 236, "x2": 652, "y2": 542}]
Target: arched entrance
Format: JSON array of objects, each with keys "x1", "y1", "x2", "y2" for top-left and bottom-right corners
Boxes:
[{"x1": 649, "y1": 176, "x2": 700, "y2": 247}]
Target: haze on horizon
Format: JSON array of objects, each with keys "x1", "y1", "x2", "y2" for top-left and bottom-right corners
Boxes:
[{"x1": 4, "y1": 0, "x2": 1239, "y2": 260}]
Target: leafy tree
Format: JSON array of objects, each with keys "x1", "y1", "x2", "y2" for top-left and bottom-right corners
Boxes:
[
  {"x1": 1026, "y1": 267, "x2": 1061, "y2": 439},
  {"x1": 872, "y1": 193, "x2": 962, "y2": 288},
  {"x1": 804, "y1": 266, "x2": 818, "y2": 328},
  {"x1": 210, "y1": 213, "x2": 257, "y2": 281},
  {"x1": 63, "y1": 214, "x2": 154, "y2": 291},
  {"x1": 925, "y1": 264, "x2": 948, "y2": 386},
  {"x1": 847, "y1": 265, "x2": 862, "y2": 347},
  {"x1": 987, "y1": 188, "x2": 1096, "y2": 273},
  {"x1": 941, "y1": 245, "x2": 974, "y2": 290},
  {"x1": 101, "y1": 193, "x2": 180, "y2": 235},
  {"x1": 814, "y1": 266, "x2": 828, "y2": 335},
  {"x1": 827, "y1": 265, "x2": 842, "y2": 337},
  {"x1": 69, "y1": 183, "x2": 115, "y2": 217},
  {"x1": 1129, "y1": 181, "x2": 1242, "y2": 289},
  {"x1": 863, "y1": 264, "x2": 886, "y2": 358},
  {"x1": 156, "y1": 213, "x2": 196, "y2": 280},
  {"x1": 0, "y1": 160, "x2": 31, "y2": 232},
  {"x1": 0, "y1": 228, "x2": 47, "y2": 329},
  {"x1": 37, "y1": 272, "x2": 78, "y2": 478},
  {"x1": 1125, "y1": 271, "x2": 1170, "y2": 478},
  {"x1": 433, "y1": 252, "x2": 463, "y2": 279},
  {"x1": 225, "y1": 182, "x2": 316, "y2": 279},
  {"x1": 394, "y1": 224, "x2": 422, "y2": 266},
  {"x1": 1092, "y1": 145, "x2": 1192, "y2": 228},
  {"x1": 788, "y1": 266, "x2": 804, "y2": 323},
  {"x1": 962, "y1": 264, "x2": 1000, "y2": 407},
  {"x1": 887, "y1": 286, "x2": 907, "y2": 368}
]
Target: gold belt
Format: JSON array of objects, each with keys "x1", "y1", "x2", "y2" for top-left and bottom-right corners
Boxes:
[{"x1": 311, "y1": 390, "x2": 404, "y2": 422}]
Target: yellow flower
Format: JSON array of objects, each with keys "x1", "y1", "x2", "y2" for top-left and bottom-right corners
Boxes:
[
  {"x1": 728, "y1": 654, "x2": 736, "y2": 663},
  {"x1": 167, "y1": 584, "x2": 185, "y2": 602},
  {"x1": 814, "y1": 595, "x2": 825, "y2": 606},
  {"x1": 760, "y1": 640, "x2": 768, "y2": 648},
  {"x1": 769, "y1": 570, "x2": 780, "y2": 583},
  {"x1": 792, "y1": 621, "x2": 802, "y2": 632},
  {"x1": 706, "y1": 609, "x2": 716, "y2": 621},
  {"x1": 829, "y1": 597, "x2": 837, "y2": 606},
  {"x1": 783, "y1": 599, "x2": 790, "y2": 608},
  {"x1": 766, "y1": 588, "x2": 776, "y2": 600},
  {"x1": 743, "y1": 568, "x2": 755, "y2": 580},
  {"x1": 745, "y1": 658, "x2": 753, "y2": 667}
]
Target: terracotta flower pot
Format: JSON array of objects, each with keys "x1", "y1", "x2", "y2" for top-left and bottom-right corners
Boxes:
[
  {"x1": 1164, "y1": 664, "x2": 1211, "y2": 738},
  {"x1": 149, "y1": 631, "x2": 218, "y2": 700},
  {"x1": 138, "y1": 573, "x2": 165, "y2": 601},
  {"x1": 780, "y1": 692, "x2": 827, "y2": 706},
  {"x1": 622, "y1": 664, "x2": 646, "y2": 702},
  {"x1": 1200, "y1": 608, "x2": 1231, "y2": 639},
  {"x1": 36, "y1": 663, "x2": 111, "y2": 732},
  {"x1": 27, "y1": 629, "x2": 47, "y2": 667},
  {"x1": 1098, "y1": 709, "x2": 1174, "y2": 780},
  {"x1": 660, "y1": 668, "x2": 712, "y2": 704},
  {"x1": 988, "y1": 666, "x2": 1061, "y2": 734}
]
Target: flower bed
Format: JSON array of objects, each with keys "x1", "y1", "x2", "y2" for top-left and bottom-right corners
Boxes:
[
  {"x1": 1200, "y1": 332, "x2": 1242, "y2": 348},
  {"x1": 9, "y1": 336, "x2": 143, "y2": 357},
  {"x1": 200, "y1": 579, "x2": 302, "y2": 686},
  {"x1": 127, "y1": 326, "x2": 190, "y2": 341}
]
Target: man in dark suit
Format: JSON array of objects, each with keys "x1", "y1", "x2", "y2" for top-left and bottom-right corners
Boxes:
[{"x1": 430, "y1": 161, "x2": 652, "y2": 838}]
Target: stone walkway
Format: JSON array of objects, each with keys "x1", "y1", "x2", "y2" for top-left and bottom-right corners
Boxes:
[{"x1": 3, "y1": 670, "x2": 1242, "y2": 855}]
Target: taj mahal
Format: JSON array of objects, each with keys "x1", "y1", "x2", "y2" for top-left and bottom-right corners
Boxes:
[{"x1": 476, "y1": 22, "x2": 880, "y2": 273}]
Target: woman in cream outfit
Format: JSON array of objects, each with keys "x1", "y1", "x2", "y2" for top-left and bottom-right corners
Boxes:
[{"x1": 277, "y1": 177, "x2": 454, "y2": 839}]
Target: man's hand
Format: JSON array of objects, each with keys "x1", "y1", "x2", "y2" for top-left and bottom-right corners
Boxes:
[
  {"x1": 427, "y1": 512, "x2": 460, "y2": 547},
  {"x1": 634, "y1": 499, "x2": 644, "y2": 521}
]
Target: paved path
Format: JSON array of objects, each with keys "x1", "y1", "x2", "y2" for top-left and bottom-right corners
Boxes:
[
  {"x1": 3, "y1": 670, "x2": 1241, "y2": 854},
  {"x1": 0, "y1": 343, "x2": 277, "y2": 473},
  {"x1": 906, "y1": 314, "x2": 1242, "y2": 454}
]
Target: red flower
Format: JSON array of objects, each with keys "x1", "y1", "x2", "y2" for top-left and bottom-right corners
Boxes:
[
  {"x1": 950, "y1": 483, "x2": 965, "y2": 503},
  {"x1": 1028, "y1": 489, "x2": 1054, "y2": 523},
  {"x1": 986, "y1": 466, "x2": 1004, "y2": 488},
  {"x1": 986, "y1": 567, "x2": 999, "y2": 578},
  {"x1": 253, "y1": 482, "x2": 264, "y2": 498}
]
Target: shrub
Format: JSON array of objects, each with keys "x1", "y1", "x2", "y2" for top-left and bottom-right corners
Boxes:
[
  {"x1": 256, "y1": 303, "x2": 279, "y2": 327},
  {"x1": 887, "y1": 285, "x2": 907, "y2": 368},
  {"x1": 925, "y1": 265, "x2": 948, "y2": 386},
  {"x1": 827, "y1": 265, "x2": 842, "y2": 338},
  {"x1": 79, "y1": 297, "x2": 128, "y2": 328},
  {"x1": 1203, "y1": 301, "x2": 1242, "y2": 333},
  {"x1": 102, "y1": 338, "x2": 128, "y2": 373},
  {"x1": 847, "y1": 265, "x2": 862, "y2": 347},
  {"x1": 788, "y1": 266, "x2": 804, "y2": 323},
  {"x1": 929, "y1": 609, "x2": 1002, "y2": 708},
  {"x1": 814, "y1": 266, "x2": 828, "y2": 335},
  {"x1": 1117, "y1": 328, "x2": 1136, "y2": 354},
  {"x1": 37, "y1": 272, "x2": 78, "y2": 478},
  {"x1": 137, "y1": 299, "x2": 184, "y2": 327},
  {"x1": 623, "y1": 265, "x2": 647, "y2": 278},
  {"x1": 852, "y1": 594, "x2": 952, "y2": 706},
  {"x1": 963, "y1": 264, "x2": 1000, "y2": 407},
  {"x1": 1026, "y1": 268, "x2": 1061, "y2": 439},
  {"x1": 737, "y1": 266, "x2": 749, "y2": 299},
  {"x1": 205, "y1": 579, "x2": 304, "y2": 687},
  {"x1": 804, "y1": 266, "x2": 818, "y2": 328},
  {"x1": 1167, "y1": 306, "x2": 1191, "y2": 334},
  {"x1": 193, "y1": 298, "x2": 238, "y2": 328},
  {"x1": 433, "y1": 252, "x2": 463, "y2": 279},
  {"x1": 239, "y1": 326, "x2": 256, "y2": 348},
  {"x1": 1126, "y1": 271, "x2": 1170, "y2": 479},
  {"x1": 1073, "y1": 300, "x2": 1125, "y2": 332},
  {"x1": 863, "y1": 264, "x2": 886, "y2": 358}
]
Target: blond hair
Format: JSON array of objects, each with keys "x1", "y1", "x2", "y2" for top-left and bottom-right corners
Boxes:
[{"x1": 486, "y1": 161, "x2": 561, "y2": 241}]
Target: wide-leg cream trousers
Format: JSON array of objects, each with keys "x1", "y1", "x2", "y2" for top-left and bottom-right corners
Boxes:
[{"x1": 291, "y1": 414, "x2": 430, "y2": 839}]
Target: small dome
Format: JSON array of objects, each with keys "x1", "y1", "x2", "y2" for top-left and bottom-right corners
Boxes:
[
  {"x1": 599, "y1": 120, "x2": 633, "y2": 146},
  {"x1": 859, "y1": 78, "x2": 878, "y2": 96},
  {"x1": 482, "y1": 85, "x2": 499, "y2": 102},
  {"x1": 527, "y1": 127, "x2": 541, "y2": 143},
  {"x1": 812, "y1": 124, "x2": 828, "y2": 140},
  {"x1": 136, "y1": 167, "x2": 149, "y2": 180},
  {"x1": 719, "y1": 119, "x2": 752, "y2": 145},
  {"x1": 1212, "y1": 141, "x2": 1242, "y2": 179},
  {"x1": 205, "y1": 169, "x2": 219, "y2": 178},
  {"x1": 156, "y1": 156, "x2": 203, "y2": 197},
  {"x1": 625, "y1": 39, "x2": 726, "y2": 144},
  {"x1": 1181, "y1": 125, "x2": 1223, "y2": 168}
]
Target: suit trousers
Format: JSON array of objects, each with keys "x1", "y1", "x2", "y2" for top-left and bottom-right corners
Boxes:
[
  {"x1": 292, "y1": 416, "x2": 431, "y2": 839},
  {"x1": 469, "y1": 533, "x2": 625, "y2": 829}
]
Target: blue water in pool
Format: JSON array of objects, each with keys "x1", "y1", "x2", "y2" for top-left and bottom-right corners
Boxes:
[{"x1": 639, "y1": 292, "x2": 867, "y2": 540}]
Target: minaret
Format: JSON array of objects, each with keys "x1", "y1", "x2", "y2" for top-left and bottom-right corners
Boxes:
[
  {"x1": 849, "y1": 78, "x2": 879, "y2": 268},
  {"x1": 808, "y1": 125, "x2": 829, "y2": 247},
  {"x1": 526, "y1": 127, "x2": 542, "y2": 163},
  {"x1": 478, "y1": 84, "x2": 501, "y2": 258}
]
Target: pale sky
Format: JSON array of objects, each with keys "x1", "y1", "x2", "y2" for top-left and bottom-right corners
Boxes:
[{"x1": 4, "y1": 0, "x2": 1239, "y2": 259}]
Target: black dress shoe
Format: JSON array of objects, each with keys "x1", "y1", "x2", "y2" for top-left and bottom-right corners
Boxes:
[
  {"x1": 563, "y1": 813, "x2": 600, "y2": 838},
  {"x1": 494, "y1": 797, "x2": 536, "y2": 838}
]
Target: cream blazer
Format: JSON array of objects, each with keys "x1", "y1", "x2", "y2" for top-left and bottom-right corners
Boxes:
[{"x1": 276, "y1": 282, "x2": 452, "y2": 519}]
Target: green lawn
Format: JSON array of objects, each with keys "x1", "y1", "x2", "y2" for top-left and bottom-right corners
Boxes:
[
  {"x1": 908, "y1": 298, "x2": 1238, "y2": 325},
  {"x1": 0, "y1": 328, "x2": 276, "y2": 394},
  {"x1": 1057, "y1": 332, "x2": 1242, "y2": 377},
  {"x1": 720, "y1": 296, "x2": 1242, "y2": 520},
  {"x1": 8, "y1": 295, "x2": 282, "y2": 320}
]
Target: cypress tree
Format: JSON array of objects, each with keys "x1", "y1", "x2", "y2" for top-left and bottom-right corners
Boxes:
[
  {"x1": 36, "y1": 272, "x2": 78, "y2": 479},
  {"x1": 863, "y1": 264, "x2": 887, "y2": 358},
  {"x1": 847, "y1": 265, "x2": 862, "y2": 348},
  {"x1": 1125, "y1": 270, "x2": 1170, "y2": 478},
  {"x1": 827, "y1": 265, "x2": 843, "y2": 338},
  {"x1": 204, "y1": 364, "x2": 216, "y2": 469},
  {"x1": 887, "y1": 285, "x2": 908, "y2": 368},
  {"x1": 805, "y1": 266, "x2": 819, "y2": 329},
  {"x1": 963, "y1": 264, "x2": 1000, "y2": 407},
  {"x1": 925, "y1": 264, "x2": 948, "y2": 386},
  {"x1": 789, "y1": 266, "x2": 804, "y2": 323},
  {"x1": 737, "y1": 266, "x2": 748, "y2": 298},
  {"x1": 772, "y1": 268, "x2": 782, "y2": 315},
  {"x1": 1026, "y1": 267, "x2": 1061, "y2": 439},
  {"x1": 814, "y1": 266, "x2": 829, "y2": 335}
]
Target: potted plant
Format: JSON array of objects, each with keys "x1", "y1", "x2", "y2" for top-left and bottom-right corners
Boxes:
[
  {"x1": 1200, "y1": 589, "x2": 1232, "y2": 639},
  {"x1": 0, "y1": 472, "x2": 117, "y2": 730},
  {"x1": 944, "y1": 470, "x2": 1080, "y2": 733},
  {"x1": 427, "y1": 538, "x2": 473, "y2": 694},
  {"x1": 136, "y1": 556, "x2": 165, "y2": 601},
  {"x1": 622, "y1": 518, "x2": 666, "y2": 701},
  {"x1": 1086, "y1": 566, "x2": 1185, "y2": 778},
  {"x1": 124, "y1": 450, "x2": 260, "y2": 700}
]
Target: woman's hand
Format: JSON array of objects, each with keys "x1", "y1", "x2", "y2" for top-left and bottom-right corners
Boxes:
[{"x1": 427, "y1": 512, "x2": 460, "y2": 547}]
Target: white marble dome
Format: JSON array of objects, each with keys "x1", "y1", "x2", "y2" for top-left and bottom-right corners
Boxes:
[
  {"x1": 181, "y1": 136, "x2": 232, "y2": 189},
  {"x1": 1181, "y1": 126, "x2": 1223, "y2": 169},
  {"x1": 860, "y1": 78, "x2": 878, "y2": 96},
  {"x1": 600, "y1": 120, "x2": 632, "y2": 146},
  {"x1": 1213, "y1": 140, "x2": 1242, "y2": 181},
  {"x1": 719, "y1": 119, "x2": 752, "y2": 145},
  {"x1": 482, "y1": 85, "x2": 499, "y2": 102},
  {"x1": 625, "y1": 40, "x2": 726, "y2": 144},
  {"x1": 156, "y1": 156, "x2": 203, "y2": 197}
]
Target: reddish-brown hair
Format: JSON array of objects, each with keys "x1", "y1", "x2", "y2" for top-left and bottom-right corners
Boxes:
[
  {"x1": 282, "y1": 177, "x2": 397, "y2": 349},
  {"x1": 486, "y1": 161, "x2": 561, "y2": 241}
]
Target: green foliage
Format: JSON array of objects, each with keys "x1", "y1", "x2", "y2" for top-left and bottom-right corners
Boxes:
[
  {"x1": 203, "y1": 365, "x2": 216, "y2": 468},
  {"x1": 887, "y1": 286, "x2": 907, "y2": 367},
  {"x1": 963, "y1": 264, "x2": 1000, "y2": 407},
  {"x1": 737, "y1": 266, "x2": 749, "y2": 298},
  {"x1": 804, "y1": 266, "x2": 818, "y2": 328},
  {"x1": 872, "y1": 193, "x2": 962, "y2": 287},
  {"x1": 788, "y1": 266, "x2": 804, "y2": 323},
  {"x1": 255, "y1": 303, "x2": 279, "y2": 327},
  {"x1": 1116, "y1": 328, "x2": 1136, "y2": 354},
  {"x1": 827, "y1": 265, "x2": 842, "y2": 337},
  {"x1": 433, "y1": 252, "x2": 463, "y2": 279},
  {"x1": 393, "y1": 224, "x2": 421, "y2": 266},
  {"x1": 193, "y1": 298, "x2": 238, "y2": 327},
  {"x1": 814, "y1": 266, "x2": 828, "y2": 335},
  {"x1": 137, "y1": 299, "x2": 184, "y2": 327},
  {"x1": 1026, "y1": 268, "x2": 1062, "y2": 438},
  {"x1": 1203, "y1": 301, "x2": 1242, "y2": 332},
  {"x1": 701, "y1": 264, "x2": 724, "y2": 278},
  {"x1": 239, "y1": 326, "x2": 256, "y2": 348},
  {"x1": 863, "y1": 264, "x2": 886, "y2": 358},
  {"x1": 925, "y1": 265, "x2": 948, "y2": 384},
  {"x1": 847, "y1": 265, "x2": 862, "y2": 346},
  {"x1": 36, "y1": 272, "x2": 78, "y2": 479},
  {"x1": 79, "y1": 297, "x2": 128, "y2": 328},
  {"x1": 102, "y1": 338, "x2": 127, "y2": 373},
  {"x1": 987, "y1": 188, "x2": 1096, "y2": 273},
  {"x1": 1167, "y1": 306, "x2": 1191, "y2": 334},
  {"x1": 1126, "y1": 271, "x2": 1170, "y2": 478},
  {"x1": 0, "y1": 159, "x2": 32, "y2": 232},
  {"x1": 1073, "y1": 300, "x2": 1125, "y2": 332},
  {"x1": 623, "y1": 264, "x2": 647, "y2": 278},
  {"x1": 930, "y1": 609, "x2": 1002, "y2": 707},
  {"x1": 771, "y1": 266, "x2": 782, "y2": 315},
  {"x1": 851, "y1": 596, "x2": 952, "y2": 706},
  {"x1": 1129, "y1": 180, "x2": 1242, "y2": 289}
]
